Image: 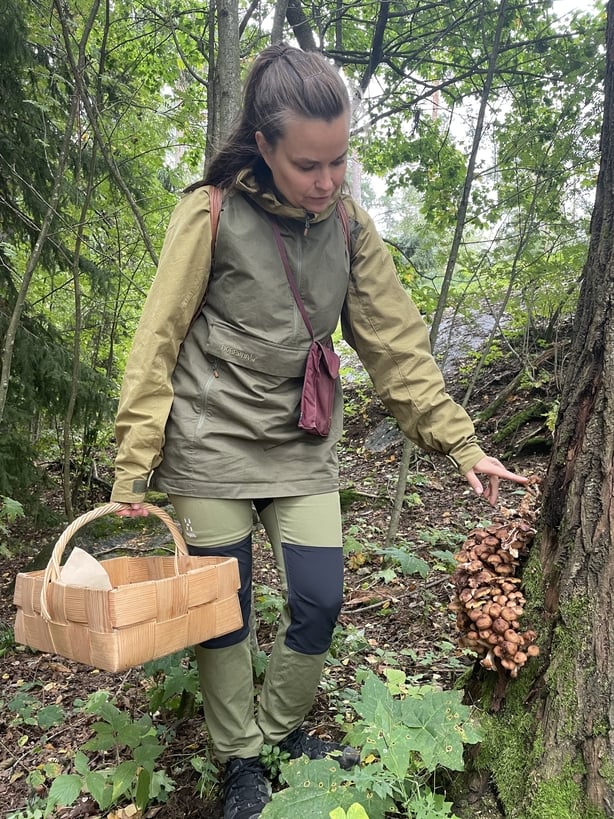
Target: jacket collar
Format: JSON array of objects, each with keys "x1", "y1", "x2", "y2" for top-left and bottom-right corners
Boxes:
[{"x1": 234, "y1": 168, "x2": 340, "y2": 226}]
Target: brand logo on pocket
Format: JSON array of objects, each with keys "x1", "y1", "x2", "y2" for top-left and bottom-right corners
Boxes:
[{"x1": 220, "y1": 344, "x2": 257, "y2": 362}]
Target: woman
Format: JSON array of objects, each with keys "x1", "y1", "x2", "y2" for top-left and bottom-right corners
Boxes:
[{"x1": 112, "y1": 43, "x2": 527, "y2": 819}]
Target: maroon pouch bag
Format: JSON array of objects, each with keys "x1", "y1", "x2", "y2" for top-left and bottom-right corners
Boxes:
[
  {"x1": 299, "y1": 340, "x2": 341, "y2": 437},
  {"x1": 268, "y1": 213, "x2": 347, "y2": 438}
]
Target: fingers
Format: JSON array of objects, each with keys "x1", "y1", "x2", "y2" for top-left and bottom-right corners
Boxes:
[
  {"x1": 464, "y1": 456, "x2": 528, "y2": 507},
  {"x1": 464, "y1": 468, "x2": 484, "y2": 498},
  {"x1": 483, "y1": 474, "x2": 500, "y2": 505},
  {"x1": 114, "y1": 502, "x2": 149, "y2": 517},
  {"x1": 465, "y1": 469, "x2": 498, "y2": 506},
  {"x1": 473, "y1": 456, "x2": 529, "y2": 484}
]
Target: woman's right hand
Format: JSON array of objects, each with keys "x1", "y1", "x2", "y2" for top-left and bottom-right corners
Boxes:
[{"x1": 114, "y1": 502, "x2": 150, "y2": 517}]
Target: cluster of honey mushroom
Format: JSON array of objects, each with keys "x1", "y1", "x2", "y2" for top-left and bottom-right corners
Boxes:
[{"x1": 449, "y1": 484, "x2": 540, "y2": 678}]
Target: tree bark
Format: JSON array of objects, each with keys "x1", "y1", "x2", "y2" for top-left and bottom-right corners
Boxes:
[
  {"x1": 532, "y1": 4, "x2": 614, "y2": 811},
  {"x1": 286, "y1": 0, "x2": 318, "y2": 52},
  {"x1": 271, "y1": 0, "x2": 290, "y2": 44},
  {"x1": 474, "y1": 4, "x2": 614, "y2": 815},
  {"x1": 215, "y1": 0, "x2": 241, "y2": 141},
  {"x1": 205, "y1": 0, "x2": 241, "y2": 169}
]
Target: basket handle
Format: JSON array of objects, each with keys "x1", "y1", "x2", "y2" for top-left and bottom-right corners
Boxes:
[{"x1": 40, "y1": 502, "x2": 188, "y2": 620}]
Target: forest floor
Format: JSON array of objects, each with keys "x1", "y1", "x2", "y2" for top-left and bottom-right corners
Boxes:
[{"x1": 0, "y1": 339, "x2": 557, "y2": 819}]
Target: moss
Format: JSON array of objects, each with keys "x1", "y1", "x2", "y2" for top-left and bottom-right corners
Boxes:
[
  {"x1": 599, "y1": 759, "x2": 614, "y2": 790},
  {"x1": 592, "y1": 720, "x2": 609, "y2": 738},
  {"x1": 521, "y1": 765, "x2": 606, "y2": 819},
  {"x1": 144, "y1": 490, "x2": 170, "y2": 505},
  {"x1": 492, "y1": 401, "x2": 550, "y2": 444},
  {"x1": 546, "y1": 595, "x2": 593, "y2": 738},
  {"x1": 477, "y1": 707, "x2": 542, "y2": 808},
  {"x1": 523, "y1": 550, "x2": 599, "y2": 738},
  {"x1": 518, "y1": 546, "x2": 544, "y2": 607}
]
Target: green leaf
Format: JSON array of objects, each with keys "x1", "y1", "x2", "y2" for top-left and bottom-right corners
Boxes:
[
  {"x1": 73, "y1": 750, "x2": 90, "y2": 776},
  {"x1": 37, "y1": 703, "x2": 65, "y2": 729},
  {"x1": 82, "y1": 722, "x2": 116, "y2": 751},
  {"x1": 278, "y1": 756, "x2": 344, "y2": 790},
  {"x1": 133, "y1": 738, "x2": 164, "y2": 768},
  {"x1": 119, "y1": 722, "x2": 149, "y2": 750},
  {"x1": 376, "y1": 546, "x2": 430, "y2": 578},
  {"x1": 85, "y1": 771, "x2": 113, "y2": 809},
  {"x1": 330, "y1": 804, "x2": 371, "y2": 819},
  {"x1": 265, "y1": 758, "x2": 389, "y2": 819},
  {"x1": 373, "y1": 724, "x2": 412, "y2": 779},
  {"x1": 1, "y1": 496, "x2": 24, "y2": 522},
  {"x1": 383, "y1": 667, "x2": 406, "y2": 692},
  {"x1": 374, "y1": 568, "x2": 397, "y2": 584},
  {"x1": 111, "y1": 760, "x2": 138, "y2": 801},
  {"x1": 350, "y1": 670, "x2": 403, "y2": 728},
  {"x1": 135, "y1": 767, "x2": 151, "y2": 811},
  {"x1": 406, "y1": 788, "x2": 459, "y2": 818},
  {"x1": 149, "y1": 769, "x2": 175, "y2": 801},
  {"x1": 346, "y1": 761, "x2": 395, "y2": 804},
  {"x1": 398, "y1": 689, "x2": 481, "y2": 771},
  {"x1": 47, "y1": 774, "x2": 82, "y2": 809},
  {"x1": 430, "y1": 550, "x2": 459, "y2": 570}
]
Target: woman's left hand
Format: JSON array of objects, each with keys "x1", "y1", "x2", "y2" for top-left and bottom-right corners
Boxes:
[{"x1": 464, "y1": 456, "x2": 529, "y2": 506}]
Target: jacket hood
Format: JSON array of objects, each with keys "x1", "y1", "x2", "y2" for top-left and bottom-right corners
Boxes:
[{"x1": 234, "y1": 168, "x2": 340, "y2": 226}]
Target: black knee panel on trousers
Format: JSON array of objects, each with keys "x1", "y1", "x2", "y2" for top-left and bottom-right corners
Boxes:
[
  {"x1": 282, "y1": 544, "x2": 344, "y2": 655},
  {"x1": 188, "y1": 536, "x2": 252, "y2": 648}
]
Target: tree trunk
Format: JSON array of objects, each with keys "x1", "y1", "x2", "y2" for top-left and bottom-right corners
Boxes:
[
  {"x1": 532, "y1": 2, "x2": 614, "y2": 810},
  {"x1": 205, "y1": 0, "x2": 241, "y2": 167},
  {"x1": 271, "y1": 0, "x2": 290, "y2": 44},
  {"x1": 472, "y1": 3, "x2": 614, "y2": 816},
  {"x1": 216, "y1": 0, "x2": 241, "y2": 138}
]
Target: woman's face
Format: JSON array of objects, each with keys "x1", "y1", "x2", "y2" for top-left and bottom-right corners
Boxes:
[{"x1": 255, "y1": 113, "x2": 350, "y2": 213}]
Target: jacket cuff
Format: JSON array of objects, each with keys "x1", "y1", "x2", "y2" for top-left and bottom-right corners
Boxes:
[
  {"x1": 111, "y1": 477, "x2": 149, "y2": 504},
  {"x1": 447, "y1": 443, "x2": 486, "y2": 476}
]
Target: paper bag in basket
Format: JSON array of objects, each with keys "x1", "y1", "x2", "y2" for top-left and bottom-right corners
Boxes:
[{"x1": 59, "y1": 547, "x2": 112, "y2": 590}]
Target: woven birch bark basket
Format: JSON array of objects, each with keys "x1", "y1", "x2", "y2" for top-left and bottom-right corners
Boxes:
[{"x1": 13, "y1": 502, "x2": 242, "y2": 672}]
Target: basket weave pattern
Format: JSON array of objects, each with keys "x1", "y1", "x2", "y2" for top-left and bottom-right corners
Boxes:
[{"x1": 13, "y1": 502, "x2": 242, "y2": 671}]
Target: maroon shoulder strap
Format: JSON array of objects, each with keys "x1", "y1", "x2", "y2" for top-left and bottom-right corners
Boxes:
[
  {"x1": 189, "y1": 185, "x2": 222, "y2": 327},
  {"x1": 268, "y1": 200, "x2": 352, "y2": 339}
]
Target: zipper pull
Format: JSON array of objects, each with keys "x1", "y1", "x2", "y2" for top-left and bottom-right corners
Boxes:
[{"x1": 303, "y1": 212, "x2": 311, "y2": 236}]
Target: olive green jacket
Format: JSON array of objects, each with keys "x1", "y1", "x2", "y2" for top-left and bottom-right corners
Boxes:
[{"x1": 112, "y1": 172, "x2": 485, "y2": 502}]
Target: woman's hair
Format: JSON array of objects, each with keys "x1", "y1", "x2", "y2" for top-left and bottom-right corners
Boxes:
[{"x1": 201, "y1": 44, "x2": 350, "y2": 190}]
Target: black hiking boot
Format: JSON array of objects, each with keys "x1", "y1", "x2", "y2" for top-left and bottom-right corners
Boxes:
[
  {"x1": 222, "y1": 757, "x2": 271, "y2": 819},
  {"x1": 278, "y1": 726, "x2": 361, "y2": 770}
]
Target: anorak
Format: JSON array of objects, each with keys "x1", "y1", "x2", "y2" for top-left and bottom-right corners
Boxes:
[{"x1": 112, "y1": 172, "x2": 485, "y2": 502}]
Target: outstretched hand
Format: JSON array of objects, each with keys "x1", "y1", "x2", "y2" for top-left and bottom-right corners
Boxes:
[{"x1": 464, "y1": 455, "x2": 528, "y2": 506}]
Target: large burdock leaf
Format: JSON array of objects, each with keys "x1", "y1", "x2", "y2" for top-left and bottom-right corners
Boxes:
[
  {"x1": 398, "y1": 688, "x2": 482, "y2": 771},
  {"x1": 261, "y1": 758, "x2": 390, "y2": 819}
]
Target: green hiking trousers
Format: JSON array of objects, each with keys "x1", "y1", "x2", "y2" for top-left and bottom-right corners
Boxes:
[{"x1": 170, "y1": 492, "x2": 344, "y2": 761}]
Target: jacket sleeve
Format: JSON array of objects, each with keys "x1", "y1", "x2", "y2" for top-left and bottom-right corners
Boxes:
[
  {"x1": 340, "y1": 198, "x2": 486, "y2": 476},
  {"x1": 111, "y1": 187, "x2": 215, "y2": 502}
]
